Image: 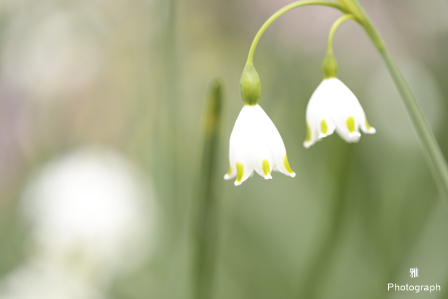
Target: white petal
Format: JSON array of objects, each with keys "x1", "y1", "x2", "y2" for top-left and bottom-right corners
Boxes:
[
  {"x1": 304, "y1": 78, "x2": 375, "y2": 147},
  {"x1": 253, "y1": 155, "x2": 274, "y2": 180},
  {"x1": 304, "y1": 80, "x2": 338, "y2": 148},
  {"x1": 360, "y1": 119, "x2": 376, "y2": 134},
  {"x1": 223, "y1": 169, "x2": 236, "y2": 180},
  {"x1": 254, "y1": 105, "x2": 295, "y2": 178},
  {"x1": 224, "y1": 146, "x2": 237, "y2": 180},
  {"x1": 233, "y1": 162, "x2": 254, "y2": 186},
  {"x1": 225, "y1": 104, "x2": 295, "y2": 185},
  {"x1": 325, "y1": 78, "x2": 366, "y2": 142}
]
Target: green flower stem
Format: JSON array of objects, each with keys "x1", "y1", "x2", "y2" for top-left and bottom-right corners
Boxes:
[
  {"x1": 246, "y1": 1, "x2": 348, "y2": 66},
  {"x1": 192, "y1": 79, "x2": 224, "y2": 299},
  {"x1": 326, "y1": 14, "x2": 355, "y2": 53},
  {"x1": 322, "y1": 14, "x2": 355, "y2": 78},
  {"x1": 355, "y1": 3, "x2": 448, "y2": 204},
  {"x1": 380, "y1": 49, "x2": 448, "y2": 202}
]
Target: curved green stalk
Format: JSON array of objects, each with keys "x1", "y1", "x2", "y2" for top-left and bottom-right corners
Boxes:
[
  {"x1": 322, "y1": 14, "x2": 355, "y2": 78},
  {"x1": 326, "y1": 14, "x2": 356, "y2": 53},
  {"x1": 246, "y1": 1, "x2": 348, "y2": 66},
  {"x1": 379, "y1": 49, "x2": 448, "y2": 203},
  {"x1": 354, "y1": 2, "x2": 448, "y2": 204}
]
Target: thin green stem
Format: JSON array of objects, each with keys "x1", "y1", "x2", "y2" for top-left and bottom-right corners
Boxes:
[
  {"x1": 246, "y1": 1, "x2": 348, "y2": 65},
  {"x1": 326, "y1": 14, "x2": 355, "y2": 53},
  {"x1": 380, "y1": 49, "x2": 448, "y2": 203},
  {"x1": 351, "y1": 1, "x2": 384, "y2": 51},
  {"x1": 192, "y1": 79, "x2": 224, "y2": 299},
  {"x1": 322, "y1": 13, "x2": 355, "y2": 78},
  {"x1": 355, "y1": 3, "x2": 448, "y2": 205}
]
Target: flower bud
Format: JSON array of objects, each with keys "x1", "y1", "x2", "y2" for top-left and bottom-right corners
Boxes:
[
  {"x1": 240, "y1": 65, "x2": 261, "y2": 105},
  {"x1": 322, "y1": 52, "x2": 338, "y2": 79}
]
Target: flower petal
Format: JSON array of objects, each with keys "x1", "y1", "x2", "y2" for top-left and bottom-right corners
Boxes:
[
  {"x1": 224, "y1": 163, "x2": 236, "y2": 180},
  {"x1": 254, "y1": 159, "x2": 273, "y2": 180},
  {"x1": 234, "y1": 162, "x2": 254, "y2": 186},
  {"x1": 304, "y1": 80, "x2": 337, "y2": 147},
  {"x1": 305, "y1": 78, "x2": 375, "y2": 146},
  {"x1": 225, "y1": 104, "x2": 295, "y2": 185},
  {"x1": 361, "y1": 118, "x2": 376, "y2": 134}
]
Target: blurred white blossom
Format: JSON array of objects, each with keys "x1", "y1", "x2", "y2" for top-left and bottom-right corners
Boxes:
[
  {"x1": 0, "y1": 260, "x2": 106, "y2": 299},
  {"x1": 16, "y1": 146, "x2": 159, "y2": 286}
]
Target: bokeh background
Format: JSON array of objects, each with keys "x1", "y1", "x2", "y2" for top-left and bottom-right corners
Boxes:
[{"x1": 1, "y1": 0, "x2": 448, "y2": 298}]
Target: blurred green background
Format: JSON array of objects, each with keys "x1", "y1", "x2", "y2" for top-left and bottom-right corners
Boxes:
[{"x1": 1, "y1": 0, "x2": 448, "y2": 298}]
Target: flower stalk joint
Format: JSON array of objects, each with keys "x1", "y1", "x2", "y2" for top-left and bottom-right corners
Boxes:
[
  {"x1": 322, "y1": 51, "x2": 338, "y2": 79},
  {"x1": 240, "y1": 65, "x2": 261, "y2": 106}
]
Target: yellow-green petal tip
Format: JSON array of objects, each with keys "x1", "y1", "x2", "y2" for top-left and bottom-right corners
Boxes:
[
  {"x1": 262, "y1": 160, "x2": 270, "y2": 176},
  {"x1": 236, "y1": 162, "x2": 244, "y2": 183},
  {"x1": 321, "y1": 120, "x2": 328, "y2": 135},
  {"x1": 284, "y1": 155, "x2": 295, "y2": 177},
  {"x1": 346, "y1": 116, "x2": 356, "y2": 133}
]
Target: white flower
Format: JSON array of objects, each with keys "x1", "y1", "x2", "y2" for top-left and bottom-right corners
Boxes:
[
  {"x1": 304, "y1": 78, "x2": 376, "y2": 148},
  {"x1": 224, "y1": 104, "x2": 295, "y2": 186},
  {"x1": 21, "y1": 147, "x2": 158, "y2": 283}
]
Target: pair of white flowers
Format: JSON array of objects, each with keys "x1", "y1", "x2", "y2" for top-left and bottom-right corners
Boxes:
[{"x1": 225, "y1": 76, "x2": 375, "y2": 186}]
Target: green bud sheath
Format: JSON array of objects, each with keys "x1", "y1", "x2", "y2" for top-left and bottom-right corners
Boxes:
[
  {"x1": 322, "y1": 51, "x2": 338, "y2": 79},
  {"x1": 240, "y1": 65, "x2": 261, "y2": 105}
]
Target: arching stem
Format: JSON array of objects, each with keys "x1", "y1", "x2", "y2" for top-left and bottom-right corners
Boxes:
[
  {"x1": 322, "y1": 14, "x2": 355, "y2": 78},
  {"x1": 354, "y1": 1, "x2": 448, "y2": 206},
  {"x1": 326, "y1": 14, "x2": 356, "y2": 53},
  {"x1": 246, "y1": 1, "x2": 348, "y2": 66}
]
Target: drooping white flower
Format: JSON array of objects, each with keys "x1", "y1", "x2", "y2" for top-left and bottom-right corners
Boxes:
[
  {"x1": 224, "y1": 104, "x2": 295, "y2": 186},
  {"x1": 304, "y1": 78, "x2": 376, "y2": 148}
]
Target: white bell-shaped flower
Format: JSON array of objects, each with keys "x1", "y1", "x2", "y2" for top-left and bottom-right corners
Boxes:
[
  {"x1": 224, "y1": 104, "x2": 295, "y2": 186},
  {"x1": 304, "y1": 78, "x2": 376, "y2": 148}
]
